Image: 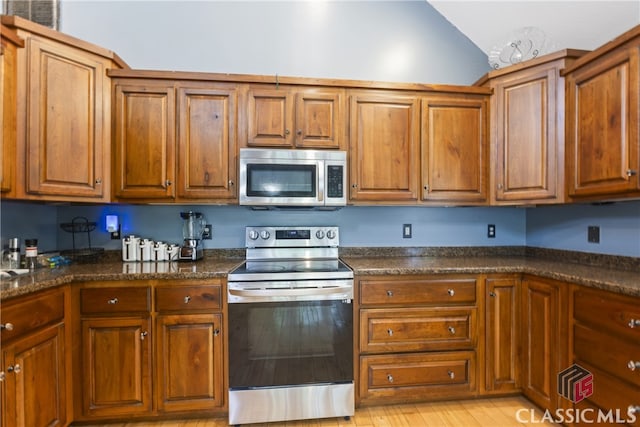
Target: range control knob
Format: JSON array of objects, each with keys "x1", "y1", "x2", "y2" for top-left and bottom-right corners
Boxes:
[
  {"x1": 260, "y1": 230, "x2": 271, "y2": 240},
  {"x1": 248, "y1": 230, "x2": 259, "y2": 240},
  {"x1": 316, "y1": 230, "x2": 325, "y2": 239},
  {"x1": 326, "y1": 230, "x2": 336, "y2": 240}
]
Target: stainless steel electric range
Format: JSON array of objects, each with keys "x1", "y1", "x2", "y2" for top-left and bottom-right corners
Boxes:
[{"x1": 227, "y1": 226, "x2": 354, "y2": 425}]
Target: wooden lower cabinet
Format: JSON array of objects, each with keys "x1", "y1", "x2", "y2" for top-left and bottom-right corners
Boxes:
[
  {"x1": 81, "y1": 316, "x2": 153, "y2": 417},
  {"x1": 521, "y1": 276, "x2": 568, "y2": 415},
  {"x1": 73, "y1": 280, "x2": 225, "y2": 423},
  {"x1": 357, "y1": 274, "x2": 480, "y2": 405},
  {"x1": 570, "y1": 286, "x2": 640, "y2": 426},
  {"x1": 483, "y1": 275, "x2": 521, "y2": 394},
  {"x1": 0, "y1": 287, "x2": 69, "y2": 427}
]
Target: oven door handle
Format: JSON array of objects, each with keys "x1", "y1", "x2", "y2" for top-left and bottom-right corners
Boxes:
[{"x1": 228, "y1": 284, "x2": 353, "y2": 302}]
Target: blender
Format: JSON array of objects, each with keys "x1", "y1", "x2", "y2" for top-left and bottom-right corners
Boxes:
[{"x1": 179, "y1": 211, "x2": 206, "y2": 261}]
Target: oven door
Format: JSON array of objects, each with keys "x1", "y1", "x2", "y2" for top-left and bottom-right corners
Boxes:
[
  {"x1": 239, "y1": 158, "x2": 324, "y2": 206},
  {"x1": 228, "y1": 298, "x2": 353, "y2": 389}
]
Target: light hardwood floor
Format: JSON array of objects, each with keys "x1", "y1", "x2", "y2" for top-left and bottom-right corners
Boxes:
[{"x1": 80, "y1": 396, "x2": 558, "y2": 426}]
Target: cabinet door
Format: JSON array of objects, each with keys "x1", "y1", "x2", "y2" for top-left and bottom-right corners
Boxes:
[
  {"x1": 421, "y1": 95, "x2": 488, "y2": 204},
  {"x1": 155, "y1": 313, "x2": 223, "y2": 412},
  {"x1": 24, "y1": 37, "x2": 109, "y2": 200},
  {"x1": 81, "y1": 317, "x2": 152, "y2": 418},
  {"x1": 484, "y1": 276, "x2": 520, "y2": 394},
  {"x1": 1, "y1": 323, "x2": 67, "y2": 427},
  {"x1": 113, "y1": 83, "x2": 175, "y2": 200},
  {"x1": 1, "y1": 33, "x2": 19, "y2": 194},
  {"x1": 349, "y1": 92, "x2": 420, "y2": 202},
  {"x1": 493, "y1": 67, "x2": 562, "y2": 203},
  {"x1": 294, "y1": 89, "x2": 344, "y2": 149},
  {"x1": 246, "y1": 88, "x2": 294, "y2": 147},
  {"x1": 176, "y1": 85, "x2": 237, "y2": 200},
  {"x1": 521, "y1": 277, "x2": 566, "y2": 413},
  {"x1": 566, "y1": 46, "x2": 639, "y2": 197}
]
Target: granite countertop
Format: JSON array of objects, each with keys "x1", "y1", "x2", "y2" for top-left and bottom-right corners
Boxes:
[
  {"x1": 1, "y1": 248, "x2": 639, "y2": 301},
  {"x1": 0, "y1": 257, "x2": 244, "y2": 301}
]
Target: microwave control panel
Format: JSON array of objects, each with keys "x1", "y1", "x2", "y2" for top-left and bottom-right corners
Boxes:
[{"x1": 327, "y1": 165, "x2": 344, "y2": 198}]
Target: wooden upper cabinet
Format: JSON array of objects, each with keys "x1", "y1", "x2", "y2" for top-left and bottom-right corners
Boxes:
[
  {"x1": 349, "y1": 91, "x2": 420, "y2": 202},
  {"x1": 176, "y1": 84, "x2": 237, "y2": 200},
  {"x1": 421, "y1": 94, "x2": 488, "y2": 204},
  {"x1": 112, "y1": 82, "x2": 176, "y2": 200},
  {"x1": 484, "y1": 50, "x2": 586, "y2": 205},
  {"x1": 2, "y1": 16, "x2": 126, "y2": 202},
  {"x1": 245, "y1": 86, "x2": 344, "y2": 149},
  {"x1": 565, "y1": 31, "x2": 640, "y2": 199},
  {"x1": 0, "y1": 25, "x2": 23, "y2": 195}
]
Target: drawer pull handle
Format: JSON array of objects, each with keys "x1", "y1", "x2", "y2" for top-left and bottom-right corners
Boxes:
[
  {"x1": 387, "y1": 329, "x2": 394, "y2": 336},
  {"x1": 447, "y1": 289, "x2": 455, "y2": 297},
  {"x1": 629, "y1": 319, "x2": 640, "y2": 328},
  {"x1": 448, "y1": 326, "x2": 456, "y2": 335},
  {"x1": 184, "y1": 296, "x2": 191, "y2": 304},
  {"x1": 628, "y1": 361, "x2": 640, "y2": 371},
  {"x1": 0, "y1": 323, "x2": 14, "y2": 331},
  {"x1": 140, "y1": 331, "x2": 148, "y2": 340},
  {"x1": 7, "y1": 364, "x2": 20, "y2": 374},
  {"x1": 107, "y1": 298, "x2": 119, "y2": 305},
  {"x1": 386, "y1": 290, "x2": 393, "y2": 297},
  {"x1": 387, "y1": 374, "x2": 394, "y2": 383},
  {"x1": 628, "y1": 406, "x2": 640, "y2": 415},
  {"x1": 447, "y1": 370, "x2": 455, "y2": 379}
]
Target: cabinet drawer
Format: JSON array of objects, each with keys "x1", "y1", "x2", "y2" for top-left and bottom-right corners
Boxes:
[
  {"x1": 360, "y1": 307, "x2": 476, "y2": 353},
  {"x1": 156, "y1": 285, "x2": 221, "y2": 311},
  {"x1": 1, "y1": 289, "x2": 65, "y2": 342},
  {"x1": 80, "y1": 287, "x2": 150, "y2": 314},
  {"x1": 574, "y1": 323, "x2": 640, "y2": 388},
  {"x1": 359, "y1": 351, "x2": 476, "y2": 402},
  {"x1": 360, "y1": 278, "x2": 477, "y2": 306},
  {"x1": 574, "y1": 288, "x2": 640, "y2": 341}
]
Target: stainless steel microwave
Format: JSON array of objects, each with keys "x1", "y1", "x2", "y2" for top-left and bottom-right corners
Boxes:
[{"x1": 239, "y1": 148, "x2": 347, "y2": 208}]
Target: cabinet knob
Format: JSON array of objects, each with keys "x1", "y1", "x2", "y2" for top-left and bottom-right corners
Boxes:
[
  {"x1": 352, "y1": 183, "x2": 358, "y2": 189},
  {"x1": 107, "y1": 297, "x2": 119, "y2": 305},
  {"x1": 628, "y1": 406, "x2": 640, "y2": 415},
  {"x1": 447, "y1": 370, "x2": 455, "y2": 379},
  {"x1": 497, "y1": 184, "x2": 503, "y2": 190},
  {"x1": 629, "y1": 319, "x2": 640, "y2": 328},
  {"x1": 386, "y1": 290, "x2": 393, "y2": 297},
  {"x1": 627, "y1": 169, "x2": 638, "y2": 177},
  {"x1": 95, "y1": 179, "x2": 102, "y2": 185},
  {"x1": 448, "y1": 326, "x2": 456, "y2": 335},
  {"x1": 140, "y1": 331, "x2": 148, "y2": 340},
  {"x1": 628, "y1": 361, "x2": 640, "y2": 371},
  {"x1": 184, "y1": 296, "x2": 191, "y2": 304},
  {"x1": 0, "y1": 323, "x2": 14, "y2": 331},
  {"x1": 387, "y1": 328, "x2": 394, "y2": 336},
  {"x1": 214, "y1": 329, "x2": 220, "y2": 336},
  {"x1": 447, "y1": 289, "x2": 455, "y2": 297},
  {"x1": 285, "y1": 129, "x2": 290, "y2": 135},
  {"x1": 296, "y1": 129, "x2": 302, "y2": 136},
  {"x1": 387, "y1": 374, "x2": 394, "y2": 383},
  {"x1": 7, "y1": 364, "x2": 20, "y2": 374},
  {"x1": 489, "y1": 292, "x2": 496, "y2": 297},
  {"x1": 423, "y1": 185, "x2": 429, "y2": 191},
  {"x1": 229, "y1": 180, "x2": 235, "y2": 187},
  {"x1": 165, "y1": 180, "x2": 172, "y2": 186}
]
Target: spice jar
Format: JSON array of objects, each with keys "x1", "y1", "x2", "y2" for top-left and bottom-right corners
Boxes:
[{"x1": 25, "y1": 239, "x2": 38, "y2": 270}]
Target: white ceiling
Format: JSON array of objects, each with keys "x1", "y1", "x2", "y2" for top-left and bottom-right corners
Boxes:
[{"x1": 428, "y1": 1, "x2": 640, "y2": 65}]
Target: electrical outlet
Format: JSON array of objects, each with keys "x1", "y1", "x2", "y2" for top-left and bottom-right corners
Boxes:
[
  {"x1": 202, "y1": 224, "x2": 213, "y2": 240},
  {"x1": 487, "y1": 224, "x2": 496, "y2": 238},
  {"x1": 588, "y1": 225, "x2": 600, "y2": 243},
  {"x1": 403, "y1": 224, "x2": 412, "y2": 238}
]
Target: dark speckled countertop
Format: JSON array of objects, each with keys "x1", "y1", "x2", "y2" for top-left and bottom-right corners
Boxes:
[{"x1": 1, "y1": 247, "x2": 638, "y2": 301}]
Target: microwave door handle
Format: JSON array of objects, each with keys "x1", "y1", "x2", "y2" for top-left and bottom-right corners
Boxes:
[{"x1": 317, "y1": 161, "x2": 324, "y2": 202}]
